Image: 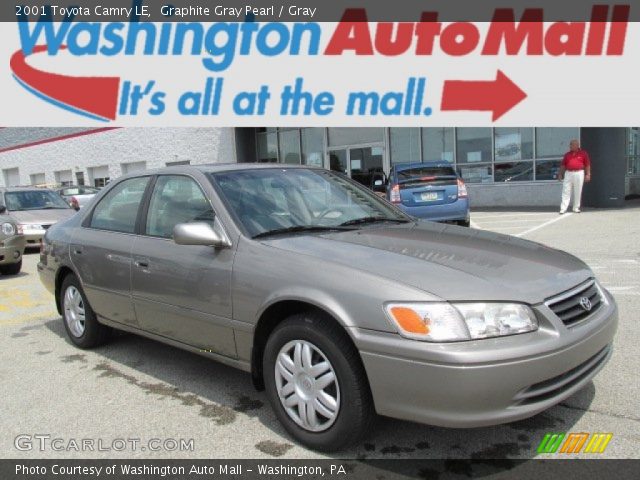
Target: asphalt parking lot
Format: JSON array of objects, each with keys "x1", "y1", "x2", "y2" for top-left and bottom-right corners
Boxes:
[{"x1": 1, "y1": 203, "x2": 639, "y2": 461}]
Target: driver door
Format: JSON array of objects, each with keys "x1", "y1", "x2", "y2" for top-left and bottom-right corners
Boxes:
[{"x1": 130, "y1": 175, "x2": 236, "y2": 357}]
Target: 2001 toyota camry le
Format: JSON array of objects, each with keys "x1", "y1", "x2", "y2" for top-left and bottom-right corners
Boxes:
[{"x1": 38, "y1": 164, "x2": 617, "y2": 451}]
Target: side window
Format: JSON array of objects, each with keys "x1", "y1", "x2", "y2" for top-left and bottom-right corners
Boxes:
[
  {"x1": 89, "y1": 177, "x2": 149, "y2": 233},
  {"x1": 145, "y1": 176, "x2": 214, "y2": 239}
]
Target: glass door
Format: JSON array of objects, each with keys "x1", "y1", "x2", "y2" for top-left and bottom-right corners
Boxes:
[{"x1": 327, "y1": 144, "x2": 385, "y2": 190}]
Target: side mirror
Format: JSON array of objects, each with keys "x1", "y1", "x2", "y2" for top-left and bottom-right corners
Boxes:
[
  {"x1": 0, "y1": 205, "x2": 6, "y2": 214},
  {"x1": 173, "y1": 222, "x2": 231, "y2": 248}
]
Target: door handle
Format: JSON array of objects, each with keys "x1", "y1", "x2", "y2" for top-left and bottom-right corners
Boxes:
[
  {"x1": 72, "y1": 245, "x2": 83, "y2": 255},
  {"x1": 134, "y1": 258, "x2": 150, "y2": 268}
]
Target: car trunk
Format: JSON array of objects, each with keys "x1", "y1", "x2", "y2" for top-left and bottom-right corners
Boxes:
[{"x1": 399, "y1": 175, "x2": 459, "y2": 207}]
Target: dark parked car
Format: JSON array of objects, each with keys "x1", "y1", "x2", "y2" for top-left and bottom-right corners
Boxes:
[
  {"x1": 38, "y1": 165, "x2": 616, "y2": 451},
  {"x1": 387, "y1": 162, "x2": 470, "y2": 226}
]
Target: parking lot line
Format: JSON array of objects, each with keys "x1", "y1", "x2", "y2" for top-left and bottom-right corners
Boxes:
[
  {"x1": 475, "y1": 218, "x2": 554, "y2": 225},
  {"x1": 471, "y1": 213, "x2": 556, "y2": 219},
  {"x1": 515, "y1": 213, "x2": 573, "y2": 237}
]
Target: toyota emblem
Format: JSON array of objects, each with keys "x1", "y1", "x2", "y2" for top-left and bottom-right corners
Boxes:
[{"x1": 579, "y1": 297, "x2": 592, "y2": 311}]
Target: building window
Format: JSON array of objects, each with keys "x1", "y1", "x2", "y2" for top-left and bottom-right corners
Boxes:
[
  {"x1": 390, "y1": 128, "x2": 420, "y2": 164},
  {"x1": 422, "y1": 128, "x2": 455, "y2": 162},
  {"x1": 30, "y1": 173, "x2": 46, "y2": 186},
  {"x1": 257, "y1": 131, "x2": 278, "y2": 162},
  {"x1": 278, "y1": 129, "x2": 302, "y2": 164},
  {"x1": 456, "y1": 128, "x2": 493, "y2": 164},
  {"x1": 494, "y1": 162, "x2": 534, "y2": 183},
  {"x1": 494, "y1": 128, "x2": 533, "y2": 162},
  {"x1": 55, "y1": 170, "x2": 73, "y2": 186},
  {"x1": 627, "y1": 127, "x2": 640, "y2": 176},
  {"x1": 121, "y1": 161, "x2": 147, "y2": 175},
  {"x1": 75, "y1": 171, "x2": 85, "y2": 186},
  {"x1": 327, "y1": 128, "x2": 383, "y2": 147},
  {"x1": 535, "y1": 128, "x2": 580, "y2": 158},
  {"x1": 301, "y1": 128, "x2": 324, "y2": 166},
  {"x1": 3, "y1": 168, "x2": 20, "y2": 187},
  {"x1": 536, "y1": 159, "x2": 562, "y2": 181},
  {"x1": 89, "y1": 166, "x2": 110, "y2": 188},
  {"x1": 166, "y1": 160, "x2": 191, "y2": 166},
  {"x1": 93, "y1": 178, "x2": 110, "y2": 188},
  {"x1": 459, "y1": 164, "x2": 493, "y2": 184}
]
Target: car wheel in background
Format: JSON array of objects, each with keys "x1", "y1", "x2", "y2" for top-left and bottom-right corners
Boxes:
[
  {"x1": 459, "y1": 220, "x2": 471, "y2": 227},
  {"x1": 60, "y1": 274, "x2": 110, "y2": 349},
  {"x1": 0, "y1": 260, "x2": 22, "y2": 275},
  {"x1": 263, "y1": 312, "x2": 375, "y2": 451}
]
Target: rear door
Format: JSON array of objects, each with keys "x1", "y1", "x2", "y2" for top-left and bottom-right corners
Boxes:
[
  {"x1": 70, "y1": 176, "x2": 151, "y2": 327},
  {"x1": 397, "y1": 166, "x2": 459, "y2": 207},
  {"x1": 130, "y1": 174, "x2": 236, "y2": 357}
]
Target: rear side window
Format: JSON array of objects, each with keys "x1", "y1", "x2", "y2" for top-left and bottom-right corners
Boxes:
[
  {"x1": 145, "y1": 175, "x2": 214, "y2": 239},
  {"x1": 89, "y1": 177, "x2": 149, "y2": 233}
]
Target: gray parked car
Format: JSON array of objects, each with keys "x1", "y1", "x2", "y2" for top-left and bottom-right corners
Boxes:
[
  {"x1": 0, "y1": 187, "x2": 76, "y2": 248},
  {"x1": 0, "y1": 214, "x2": 26, "y2": 275},
  {"x1": 38, "y1": 165, "x2": 617, "y2": 451}
]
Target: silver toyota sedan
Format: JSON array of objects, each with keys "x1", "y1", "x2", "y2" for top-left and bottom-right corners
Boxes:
[{"x1": 38, "y1": 164, "x2": 617, "y2": 451}]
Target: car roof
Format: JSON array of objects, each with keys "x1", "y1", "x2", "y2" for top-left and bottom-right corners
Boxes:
[
  {"x1": 392, "y1": 162, "x2": 456, "y2": 171},
  {"x1": 0, "y1": 186, "x2": 56, "y2": 192},
  {"x1": 115, "y1": 163, "x2": 323, "y2": 179}
]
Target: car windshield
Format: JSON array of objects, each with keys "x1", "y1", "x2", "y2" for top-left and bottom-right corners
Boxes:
[
  {"x1": 211, "y1": 168, "x2": 410, "y2": 238},
  {"x1": 4, "y1": 190, "x2": 71, "y2": 211}
]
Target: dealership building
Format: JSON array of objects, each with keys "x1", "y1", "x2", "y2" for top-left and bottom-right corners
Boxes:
[{"x1": 1, "y1": 127, "x2": 638, "y2": 208}]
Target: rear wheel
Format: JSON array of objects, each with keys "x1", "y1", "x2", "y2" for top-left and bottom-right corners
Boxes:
[
  {"x1": 0, "y1": 260, "x2": 22, "y2": 275},
  {"x1": 459, "y1": 220, "x2": 471, "y2": 227},
  {"x1": 263, "y1": 312, "x2": 374, "y2": 451},
  {"x1": 60, "y1": 274, "x2": 110, "y2": 349}
]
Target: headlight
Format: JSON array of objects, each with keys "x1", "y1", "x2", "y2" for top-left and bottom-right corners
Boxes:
[
  {"x1": 1, "y1": 222, "x2": 15, "y2": 236},
  {"x1": 385, "y1": 302, "x2": 538, "y2": 342}
]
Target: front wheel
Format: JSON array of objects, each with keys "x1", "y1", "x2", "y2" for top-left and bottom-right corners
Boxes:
[
  {"x1": 263, "y1": 312, "x2": 374, "y2": 451},
  {"x1": 60, "y1": 274, "x2": 110, "y2": 349}
]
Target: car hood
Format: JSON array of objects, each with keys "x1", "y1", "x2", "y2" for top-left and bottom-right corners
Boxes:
[
  {"x1": 260, "y1": 222, "x2": 592, "y2": 304},
  {"x1": 9, "y1": 209, "x2": 75, "y2": 225}
]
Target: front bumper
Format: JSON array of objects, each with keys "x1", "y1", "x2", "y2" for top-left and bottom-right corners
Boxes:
[
  {"x1": 0, "y1": 235, "x2": 26, "y2": 265},
  {"x1": 352, "y1": 288, "x2": 617, "y2": 428},
  {"x1": 22, "y1": 230, "x2": 46, "y2": 247}
]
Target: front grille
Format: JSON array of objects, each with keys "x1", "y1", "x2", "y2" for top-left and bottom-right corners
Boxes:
[
  {"x1": 546, "y1": 280, "x2": 602, "y2": 327},
  {"x1": 513, "y1": 345, "x2": 611, "y2": 405}
]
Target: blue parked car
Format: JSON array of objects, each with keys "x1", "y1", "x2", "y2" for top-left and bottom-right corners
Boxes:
[{"x1": 386, "y1": 162, "x2": 470, "y2": 226}]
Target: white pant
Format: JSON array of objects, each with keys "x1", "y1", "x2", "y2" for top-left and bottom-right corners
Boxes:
[{"x1": 560, "y1": 170, "x2": 584, "y2": 212}]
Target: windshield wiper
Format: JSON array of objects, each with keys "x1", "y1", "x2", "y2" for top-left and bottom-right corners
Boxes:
[
  {"x1": 253, "y1": 225, "x2": 354, "y2": 239},
  {"x1": 339, "y1": 216, "x2": 410, "y2": 227}
]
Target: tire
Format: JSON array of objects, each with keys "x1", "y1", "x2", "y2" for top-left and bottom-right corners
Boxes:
[
  {"x1": 0, "y1": 260, "x2": 21, "y2": 275},
  {"x1": 459, "y1": 220, "x2": 471, "y2": 227},
  {"x1": 60, "y1": 274, "x2": 110, "y2": 349},
  {"x1": 263, "y1": 312, "x2": 375, "y2": 451}
]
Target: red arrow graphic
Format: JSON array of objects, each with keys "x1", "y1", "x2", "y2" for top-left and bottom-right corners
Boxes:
[{"x1": 441, "y1": 70, "x2": 527, "y2": 121}]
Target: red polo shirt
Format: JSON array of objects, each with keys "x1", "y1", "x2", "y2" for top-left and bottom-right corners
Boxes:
[{"x1": 562, "y1": 149, "x2": 591, "y2": 171}]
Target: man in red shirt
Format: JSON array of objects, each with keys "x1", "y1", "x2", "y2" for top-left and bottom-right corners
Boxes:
[{"x1": 558, "y1": 139, "x2": 591, "y2": 214}]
